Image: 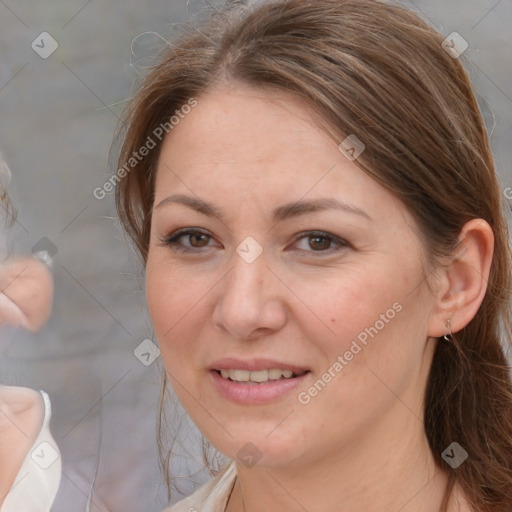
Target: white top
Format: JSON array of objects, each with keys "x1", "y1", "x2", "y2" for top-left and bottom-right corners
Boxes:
[
  {"x1": 1, "y1": 389, "x2": 62, "y2": 512},
  {"x1": 163, "y1": 461, "x2": 237, "y2": 512}
]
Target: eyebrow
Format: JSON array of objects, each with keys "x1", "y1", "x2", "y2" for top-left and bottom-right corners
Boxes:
[{"x1": 154, "y1": 194, "x2": 372, "y2": 222}]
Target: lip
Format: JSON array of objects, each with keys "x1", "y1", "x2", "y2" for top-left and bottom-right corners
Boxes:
[
  {"x1": 208, "y1": 357, "x2": 309, "y2": 373},
  {"x1": 210, "y1": 370, "x2": 310, "y2": 404},
  {"x1": 208, "y1": 357, "x2": 311, "y2": 405}
]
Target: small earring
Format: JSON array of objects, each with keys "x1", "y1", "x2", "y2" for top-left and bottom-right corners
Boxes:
[{"x1": 443, "y1": 319, "x2": 452, "y2": 341}]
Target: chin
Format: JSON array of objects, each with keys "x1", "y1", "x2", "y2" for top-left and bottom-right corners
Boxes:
[{"x1": 206, "y1": 426, "x2": 306, "y2": 470}]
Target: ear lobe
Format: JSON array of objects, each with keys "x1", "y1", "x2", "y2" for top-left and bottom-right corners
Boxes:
[{"x1": 427, "y1": 218, "x2": 494, "y2": 338}]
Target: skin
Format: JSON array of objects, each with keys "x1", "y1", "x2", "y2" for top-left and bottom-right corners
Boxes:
[
  {"x1": 0, "y1": 257, "x2": 53, "y2": 333},
  {"x1": 146, "y1": 83, "x2": 493, "y2": 512},
  {"x1": 0, "y1": 256, "x2": 53, "y2": 503}
]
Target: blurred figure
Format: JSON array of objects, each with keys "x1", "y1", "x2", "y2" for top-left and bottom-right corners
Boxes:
[{"x1": 0, "y1": 155, "x2": 61, "y2": 512}]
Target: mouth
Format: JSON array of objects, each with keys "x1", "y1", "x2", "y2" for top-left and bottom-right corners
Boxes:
[
  {"x1": 208, "y1": 358, "x2": 311, "y2": 404},
  {"x1": 214, "y1": 368, "x2": 310, "y2": 384}
]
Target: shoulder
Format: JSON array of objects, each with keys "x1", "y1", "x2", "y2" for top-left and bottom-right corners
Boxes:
[
  {"x1": 0, "y1": 385, "x2": 45, "y2": 489},
  {"x1": 163, "y1": 461, "x2": 237, "y2": 512},
  {"x1": 0, "y1": 385, "x2": 44, "y2": 450}
]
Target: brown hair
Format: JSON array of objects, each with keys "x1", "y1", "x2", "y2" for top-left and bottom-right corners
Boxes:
[{"x1": 114, "y1": 1, "x2": 512, "y2": 510}]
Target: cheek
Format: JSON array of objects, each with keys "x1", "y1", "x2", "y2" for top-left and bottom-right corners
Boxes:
[
  {"x1": 145, "y1": 255, "x2": 216, "y2": 376},
  {"x1": 300, "y1": 262, "x2": 430, "y2": 409},
  {"x1": 146, "y1": 258, "x2": 191, "y2": 346},
  {"x1": 145, "y1": 259, "x2": 215, "y2": 425},
  {"x1": 295, "y1": 261, "x2": 409, "y2": 352},
  {"x1": 294, "y1": 256, "x2": 429, "y2": 416}
]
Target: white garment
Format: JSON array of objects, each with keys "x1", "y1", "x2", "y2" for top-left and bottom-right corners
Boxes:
[
  {"x1": 1, "y1": 390, "x2": 62, "y2": 512},
  {"x1": 163, "y1": 461, "x2": 237, "y2": 512}
]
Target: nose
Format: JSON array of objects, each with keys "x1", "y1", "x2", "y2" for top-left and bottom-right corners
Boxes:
[{"x1": 212, "y1": 250, "x2": 287, "y2": 341}]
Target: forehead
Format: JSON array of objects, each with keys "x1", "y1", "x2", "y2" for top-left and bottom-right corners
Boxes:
[
  {"x1": 160, "y1": 85, "x2": 332, "y2": 170},
  {"x1": 154, "y1": 84, "x2": 410, "y2": 228}
]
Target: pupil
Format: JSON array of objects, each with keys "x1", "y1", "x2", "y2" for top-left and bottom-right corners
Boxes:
[
  {"x1": 311, "y1": 236, "x2": 329, "y2": 250},
  {"x1": 191, "y1": 234, "x2": 208, "y2": 247}
]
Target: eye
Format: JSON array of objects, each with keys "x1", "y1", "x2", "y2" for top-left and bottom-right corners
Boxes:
[
  {"x1": 159, "y1": 228, "x2": 350, "y2": 256},
  {"x1": 159, "y1": 228, "x2": 217, "y2": 253},
  {"x1": 291, "y1": 230, "x2": 349, "y2": 255}
]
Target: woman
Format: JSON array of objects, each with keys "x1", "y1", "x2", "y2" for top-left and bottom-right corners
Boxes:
[{"x1": 114, "y1": 1, "x2": 512, "y2": 511}]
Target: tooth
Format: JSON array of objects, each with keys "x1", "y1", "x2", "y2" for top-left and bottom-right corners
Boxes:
[
  {"x1": 230, "y1": 369, "x2": 250, "y2": 382},
  {"x1": 249, "y1": 370, "x2": 269, "y2": 382},
  {"x1": 268, "y1": 369, "x2": 283, "y2": 380},
  {"x1": 218, "y1": 368, "x2": 299, "y2": 382}
]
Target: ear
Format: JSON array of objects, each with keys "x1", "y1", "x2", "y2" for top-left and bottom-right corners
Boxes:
[
  {"x1": 427, "y1": 219, "x2": 494, "y2": 338},
  {"x1": 0, "y1": 257, "x2": 53, "y2": 333}
]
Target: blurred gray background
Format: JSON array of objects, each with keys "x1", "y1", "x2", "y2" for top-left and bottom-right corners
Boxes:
[{"x1": 0, "y1": 1, "x2": 510, "y2": 511}]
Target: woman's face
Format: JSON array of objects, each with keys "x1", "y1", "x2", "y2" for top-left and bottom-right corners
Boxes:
[{"x1": 146, "y1": 84, "x2": 440, "y2": 469}]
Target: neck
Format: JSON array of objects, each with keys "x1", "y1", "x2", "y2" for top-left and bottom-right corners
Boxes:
[{"x1": 226, "y1": 408, "x2": 453, "y2": 512}]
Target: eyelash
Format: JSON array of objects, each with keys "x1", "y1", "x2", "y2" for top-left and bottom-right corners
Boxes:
[{"x1": 159, "y1": 228, "x2": 350, "y2": 256}]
